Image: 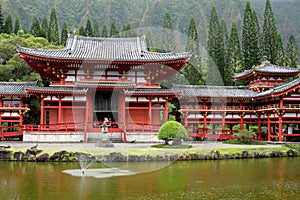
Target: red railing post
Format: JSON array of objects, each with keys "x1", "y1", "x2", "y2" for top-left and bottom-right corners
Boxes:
[{"x1": 123, "y1": 132, "x2": 127, "y2": 143}]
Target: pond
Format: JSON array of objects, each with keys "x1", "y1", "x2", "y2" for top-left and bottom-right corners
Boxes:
[{"x1": 0, "y1": 158, "x2": 299, "y2": 200}]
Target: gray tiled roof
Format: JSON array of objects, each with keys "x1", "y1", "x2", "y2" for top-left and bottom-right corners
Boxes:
[
  {"x1": 0, "y1": 81, "x2": 38, "y2": 95},
  {"x1": 75, "y1": 81, "x2": 136, "y2": 88},
  {"x1": 17, "y1": 34, "x2": 191, "y2": 62},
  {"x1": 234, "y1": 61, "x2": 300, "y2": 79},
  {"x1": 124, "y1": 88, "x2": 182, "y2": 96},
  {"x1": 172, "y1": 84, "x2": 258, "y2": 98},
  {"x1": 256, "y1": 78, "x2": 300, "y2": 98},
  {"x1": 26, "y1": 86, "x2": 88, "y2": 94}
]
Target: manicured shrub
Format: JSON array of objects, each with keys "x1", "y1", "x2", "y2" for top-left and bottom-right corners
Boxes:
[
  {"x1": 233, "y1": 129, "x2": 256, "y2": 143},
  {"x1": 158, "y1": 121, "x2": 188, "y2": 144}
]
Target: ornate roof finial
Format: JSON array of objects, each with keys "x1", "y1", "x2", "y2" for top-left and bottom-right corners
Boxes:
[{"x1": 261, "y1": 56, "x2": 270, "y2": 66}]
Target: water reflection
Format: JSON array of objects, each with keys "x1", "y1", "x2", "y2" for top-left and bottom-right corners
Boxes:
[{"x1": 0, "y1": 158, "x2": 300, "y2": 199}]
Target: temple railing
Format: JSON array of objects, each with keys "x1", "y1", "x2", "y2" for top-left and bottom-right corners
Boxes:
[{"x1": 0, "y1": 125, "x2": 22, "y2": 141}]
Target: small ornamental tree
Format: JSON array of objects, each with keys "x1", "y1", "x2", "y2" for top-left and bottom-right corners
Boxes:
[
  {"x1": 233, "y1": 129, "x2": 256, "y2": 143},
  {"x1": 158, "y1": 121, "x2": 188, "y2": 144}
]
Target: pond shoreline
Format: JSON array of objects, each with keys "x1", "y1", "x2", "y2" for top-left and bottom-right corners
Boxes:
[{"x1": 0, "y1": 141, "x2": 299, "y2": 162}]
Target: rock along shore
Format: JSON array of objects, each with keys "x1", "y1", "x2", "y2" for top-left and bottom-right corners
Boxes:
[{"x1": 0, "y1": 141, "x2": 299, "y2": 162}]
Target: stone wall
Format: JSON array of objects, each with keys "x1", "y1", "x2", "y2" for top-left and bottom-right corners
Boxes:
[{"x1": 0, "y1": 148, "x2": 298, "y2": 162}]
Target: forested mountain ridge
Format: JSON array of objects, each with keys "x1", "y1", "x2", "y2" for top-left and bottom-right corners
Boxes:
[{"x1": 1, "y1": 0, "x2": 299, "y2": 47}]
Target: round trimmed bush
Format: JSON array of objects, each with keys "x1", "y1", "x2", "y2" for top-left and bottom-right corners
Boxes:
[{"x1": 158, "y1": 121, "x2": 188, "y2": 144}]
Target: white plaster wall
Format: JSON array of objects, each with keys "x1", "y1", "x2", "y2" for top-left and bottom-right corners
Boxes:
[{"x1": 23, "y1": 132, "x2": 84, "y2": 142}]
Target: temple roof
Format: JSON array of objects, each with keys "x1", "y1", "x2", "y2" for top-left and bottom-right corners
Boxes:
[
  {"x1": 234, "y1": 60, "x2": 300, "y2": 80},
  {"x1": 75, "y1": 80, "x2": 136, "y2": 89},
  {"x1": 124, "y1": 88, "x2": 182, "y2": 96},
  {"x1": 256, "y1": 78, "x2": 300, "y2": 98},
  {"x1": 0, "y1": 81, "x2": 38, "y2": 96},
  {"x1": 17, "y1": 34, "x2": 191, "y2": 63},
  {"x1": 26, "y1": 86, "x2": 88, "y2": 95},
  {"x1": 172, "y1": 84, "x2": 258, "y2": 99}
]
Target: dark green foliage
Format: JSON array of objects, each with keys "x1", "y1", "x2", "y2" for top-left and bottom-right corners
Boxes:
[
  {"x1": 225, "y1": 21, "x2": 242, "y2": 86},
  {"x1": 158, "y1": 121, "x2": 188, "y2": 143},
  {"x1": 207, "y1": 6, "x2": 226, "y2": 85},
  {"x1": 162, "y1": 13, "x2": 175, "y2": 52},
  {"x1": 286, "y1": 35, "x2": 299, "y2": 68},
  {"x1": 262, "y1": 0, "x2": 277, "y2": 64},
  {"x1": 275, "y1": 32, "x2": 285, "y2": 66},
  {"x1": 4, "y1": 13, "x2": 13, "y2": 34},
  {"x1": 233, "y1": 129, "x2": 256, "y2": 143},
  {"x1": 102, "y1": 24, "x2": 108, "y2": 37},
  {"x1": 14, "y1": 17, "x2": 20, "y2": 34},
  {"x1": 250, "y1": 10, "x2": 262, "y2": 66},
  {"x1": 40, "y1": 16, "x2": 48, "y2": 38},
  {"x1": 0, "y1": 4, "x2": 4, "y2": 33},
  {"x1": 183, "y1": 17, "x2": 203, "y2": 85},
  {"x1": 242, "y1": 1, "x2": 261, "y2": 70},
  {"x1": 218, "y1": 19, "x2": 228, "y2": 83},
  {"x1": 0, "y1": 31, "x2": 61, "y2": 82},
  {"x1": 85, "y1": 18, "x2": 93, "y2": 37},
  {"x1": 79, "y1": 25, "x2": 86, "y2": 36},
  {"x1": 223, "y1": 140, "x2": 266, "y2": 145},
  {"x1": 48, "y1": 7, "x2": 60, "y2": 45},
  {"x1": 110, "y1": 21, "x2": 119, "y2": 37},
  {"x1": 93, "y1": 21, "x2": 100, "y2": 37},
  {"x1": 60, "y1": 21, "x2": 68, "y2": 46},
  {"x1": 30, "y1": 15, "x2": 41, "y2": 37}
]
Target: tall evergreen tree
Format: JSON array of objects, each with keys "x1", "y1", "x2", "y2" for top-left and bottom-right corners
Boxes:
[
  {"x1": 262, "y1": 0, "x2": 277, "y2": 63},
  {"x1": 85, "y1": 18, "x2": 93, "y2": 37},
  {"x1": 242, "y1": 1, "x2": 261, "y2": 70},
  {"x1": 275, "y1": 32, "x2": 285, "y2": 66},
  {"x1": 183, "y1": 17, "x2": 203, "y2": 85},
  {"x1": 48, "y1": 8, "x2": 60, "y2": 45},
  {"x1": 145, "y1": 30, "x2": 154, "y2": 51},
  {"x1": 0, "y1": 4, "x2": 4, "y2": 33},
  {"x1": 110, "y1": 21, "x2": 119, "y2": 37},
  {"x1": 4, "y1": 13, "x2": 13, "y2": 34},
  {"x1": 250, "y1": 10, "x2": 261, "y2": 65},
  {"x1": 218, "y1": 19, "x2": 228, "y2": 82},
  {"x1": 30, "y1": 15, "x2": 41, "y2": 37},
  {"x1": 102, "y1": 24, "x2": 108, "y2": 37},
  {"x1": 162, "y1": 13, "x2": 175, "y2": 52},
  {"x1": 40, "y1": 16, "x2": 48, "y2": 39},
  {"x1": 121, "y1": 24, "x2": 130, "y2": 37},
  {"x1": 61, "y1": 21, "x2": 68, "y2": 46},
  {"x1": 79, "y1": 25, "x2": 86, "y2": 36},
  {"x1": 207, "y1": 5, "x2": 224, "y2": 85},
  {"x1": 226, "y1": 21, "x2": 242, "y2": 86},
  {"x1": 286, "y1": 35, "x2": 299, "y2": 68},
  {"x1": 93, "y1": 21, "x2": 100, "y2": 37},
  {"x1": 14, "y1": 17, "x2": 20, "y2": 34}
]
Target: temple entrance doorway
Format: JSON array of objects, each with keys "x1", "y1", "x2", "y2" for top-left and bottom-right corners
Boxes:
[{"x1": 94, "y1": 91, "x2": 118, "y2": 125}]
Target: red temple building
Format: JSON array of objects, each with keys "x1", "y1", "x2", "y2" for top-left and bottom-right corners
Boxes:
[{"x1": 1, "y1": 34, "x2": 299, "y2": 142}]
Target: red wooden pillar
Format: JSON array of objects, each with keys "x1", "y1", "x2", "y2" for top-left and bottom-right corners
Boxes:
[
  {"x1": 164, "y1": 97, "x2": 169, "y2": 122},
  {"x1": 19, "y1": 98, "x2": 23, "y2": 126},
  {"x1": 58, "y1": 96, "x2": 62, "y2": 125},
  {"x1": 83, "y1": 92, "x2": 91, "y2": 143},
  {"x1": 278, "y1": 114, "x2": 283, "y2": 142},
  {"x1": 203, "y1": 101, "x2": 207, "y2": 135},
  {"x1": 222, "y1": 112, "x2": 226, "y2": 134},
  {"x1": 239, "y1": 112, "x2": 245, "y2": 130},
  {"x1": 40, "y1": 96, "x2": 45, "y2": 125},
  {"x1": 278, "y1": 98, "x2": 284, "y2": 142},
  {"x1": 148, "y1": 97, "x2": 152, "y2": 125},
  {"x1": 257, "y1": 116, "x2": 261, "y2": 138},
  {"x1": 267, "y1": 114, "x2": 271, "y2": 141},
  {"x1": 203, "y1": 112, "x2": 207, "y2": 135},
  {"x1": 239, "y1": 101, "x2": 244, "y2": 130}
]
